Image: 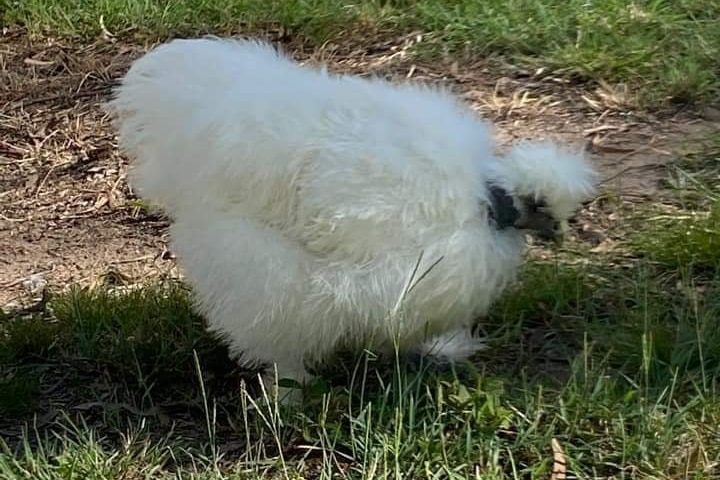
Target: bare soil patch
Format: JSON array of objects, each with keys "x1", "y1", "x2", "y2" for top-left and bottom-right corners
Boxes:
[{"x1": 1, "y1": 31, "x2": 717, "y2": 306}]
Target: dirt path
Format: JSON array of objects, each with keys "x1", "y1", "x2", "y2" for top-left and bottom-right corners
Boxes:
[{"x1": 1, "y1": 32, "x2": 717, "y2": 307}]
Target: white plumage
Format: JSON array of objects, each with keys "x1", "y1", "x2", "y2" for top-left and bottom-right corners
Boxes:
[{"x1": 109, "y1": 37, "x2": 596, "y2": 399}]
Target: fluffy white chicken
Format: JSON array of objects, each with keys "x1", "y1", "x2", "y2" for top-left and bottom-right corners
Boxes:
[{"x1": 109, "y1": 37, "x2": 596, "y2": 400}]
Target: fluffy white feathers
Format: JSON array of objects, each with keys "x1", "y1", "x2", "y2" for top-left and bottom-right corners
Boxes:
[{"x1": 109, "y1": 37, "x2": 596, "y2": 394}]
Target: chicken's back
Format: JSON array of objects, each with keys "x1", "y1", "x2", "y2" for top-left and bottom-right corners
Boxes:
[{"x1": 110, "y1": 37, "x2": 498, "y2": 260}]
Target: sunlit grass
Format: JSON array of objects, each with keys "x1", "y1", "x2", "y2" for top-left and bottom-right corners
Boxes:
[{"x1": 3, "y1": 0, "x2": 719, "y2": 107}]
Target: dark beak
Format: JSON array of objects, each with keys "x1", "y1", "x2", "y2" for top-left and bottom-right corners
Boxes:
[{"x1": 515, "y1": 213, "x2": 564, "y2": 244}]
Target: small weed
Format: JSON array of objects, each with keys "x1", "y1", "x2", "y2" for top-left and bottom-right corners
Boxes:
[
  {"x1": 631, "y1": 134, "x2": 720, "y2": 270},
  {"x1": 0, "y1": 369, "x2": 40, "y2": 417},
  {"x1": 1, "y1": 315, "x2": 61, "y2": 363},
  {"x1": 489, "y1": 261, "x2": 593, "y2": 324},
  {"x1": 632, "y1": 203, "x2": 720, "y2": 269}
]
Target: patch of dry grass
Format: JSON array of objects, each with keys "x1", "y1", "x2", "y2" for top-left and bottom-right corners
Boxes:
[{"x1": 3, "y1": 0, "x2": 720, "y2": 107}]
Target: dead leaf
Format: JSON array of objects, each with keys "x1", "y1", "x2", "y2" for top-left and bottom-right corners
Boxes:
[
  {"x1": 588, "y1": 134, "x2": 636, "y2": 154},
  {"x1": 590, "y1": 238, "x2": 617, "y2": 253},
  {"x1": 699, "y1": 106, "x2": 720, "y2": 122},
  {"x1": 24, "y1": 58, "x2": 55, "y2": 66},
  {"x1": 583, "y1": 124, "x2": 623, "y2": 136},
  {"x1": 551, "y1": 438, "x2": 567, "y2": 480}
]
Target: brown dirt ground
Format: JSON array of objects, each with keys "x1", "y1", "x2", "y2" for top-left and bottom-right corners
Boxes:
[{"x1": 1, "y1": 30, "x2": 718, "y2": 308}]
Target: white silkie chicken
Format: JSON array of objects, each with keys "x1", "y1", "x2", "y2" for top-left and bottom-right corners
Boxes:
[{"x1": 109, "y1": 37, "x2": 596, "y2": 401}]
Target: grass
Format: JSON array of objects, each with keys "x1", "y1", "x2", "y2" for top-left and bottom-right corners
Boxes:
[
  {"x1": 2, "y1": 266, "x2": 719, "y2": 478},
  {"x1": 2, "y1": 0, "x2": 720, "y2": 474},
  {"x1": 631, "y1": 135, "x2": 720, "y2": 270},
  {"x1": 2, "y1": 138, "x2": 720, "y2": 478},
  {"x1": 3, "y1": 0, "x2": 720, "y2": 107}
]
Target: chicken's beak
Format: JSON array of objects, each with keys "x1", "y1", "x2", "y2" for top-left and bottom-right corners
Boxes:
[
  {"x1": 535, "y1": 225, "x2": 563, "y2": 244},
  {"x1": 515, "y1": 213, "x2": 566, "y2": 244}
]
